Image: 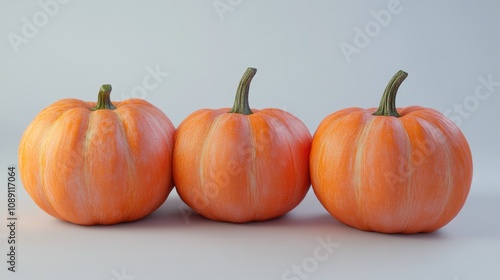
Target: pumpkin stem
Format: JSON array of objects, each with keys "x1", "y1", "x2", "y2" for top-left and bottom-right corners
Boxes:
[
  {"x1": 372, "y1": 70, "x2": 408, "y2": 117},
  {"x1": 229, "y1": 67, "x2": 257, "y2": 115},
  {"x1": 91, "y1": 84, "x2": 116, "y2": 111}
]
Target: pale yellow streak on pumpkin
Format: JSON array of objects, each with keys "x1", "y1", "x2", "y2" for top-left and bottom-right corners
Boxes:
[
  {"x1": 19, "y1": 103, "x2": 70, "y2": 220},
  {"x1": 353, "y1": 117, "x2": 375, "y2": 228},
  {"x1": 356, "y1": 115, "x2": 410, "y2": 232},
  {"x1": 41, "y1": 108, "x2": 89, "y2": 223},
  {"x1": 310, "y1": 109, "x2": 364, "y2": 227},
  {"x1": 174, "y1": 109, "x2": 214, "y2": 214},
  {"x1": 39, "y1": 109, "x2": 77, "y2": 221},
  {"x1": 112, "y1": 107, "x2": 135, "y2": 221},
  {"x1": 198, "y1": 110, "x2": 227, "y2": 220},
  {"x1": 399, "y1": 117, "x2": 413, "y2": 232},
  {"x1": 386, "y1": 116, "x2": 412, "y2": 233},
  {"x1": 34, "y1": 100, "x2": 90, "y2": 222},
  {"x1": 416, "y1": 114, "x2": 458, "y2": 231},
  {"x1": 248, "y1": 111, "x2": 274, "y2": 220},
  {"x1": 247, "y1": 115, "x2": 258, "y2": 218},
  {"x1": 82, "y1": 111, "x2": 97, "y2": 224},
  {"x1": 390, "y1": 118, "x2": 411, "y2": 232},
  {"x1": 86, "y1": 110, "x2": 129, "y2": 224},
  {"x1": 310, "y1": 109, "x2": 356, "y2": 189},
  {"x1": 400, "y1": 116, "x2": 427, "y2": 231}
]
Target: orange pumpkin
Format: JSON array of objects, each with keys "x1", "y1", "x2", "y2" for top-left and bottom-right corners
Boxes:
[
  {"x1": 18, "y1": 85, "x2": 175, "y2": 225},
  {"x1": 173, "y1": 68, "x2": 312, "y2": 223},
  {"x1": 310, "y1": 71, "x2": 473, "y2": 233}
]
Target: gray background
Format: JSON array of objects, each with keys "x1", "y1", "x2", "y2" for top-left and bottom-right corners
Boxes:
[{"x1": 1, "y1": 1, "x2": 499, "y2": 280}]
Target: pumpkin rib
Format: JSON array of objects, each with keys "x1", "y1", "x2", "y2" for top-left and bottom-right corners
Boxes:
[
  {"x1": 431, "y1": 128, "x2": 454, "y2": 232},
  {"x1": 251, "y1": 111, "x2": 289, "y2": 219},
  {"x1": 255, "y1": 110, "x2": 310, "y2": 216},
  {"x1": 129, "y1": 105, "x2": 175, "y2": 218},
  {"x1": 270, "y1": 112, "x2": 304, "y2": 182},
  {"x1": 398, "y1": 116, "x2": 414, "y2": 233},
  {"x1": 86, "y1": 111, "x2": 135, "y2": 225},
  {"x1": 399, "y1": 116, "x2": 443, "y2": 233},
  {"x1": 38, "y1": 108, "x2": 84, "y2": 222},
  {"x1": 398, "y1": 117, "x2": 423, "y2": 233},
  {"x1": 19, "y1": 119, "x2": 64, "y2": 220},
  {"x1": 247, "y1": 115, "x2": 258, "y2": 218},
  {"x1": 44, "y1": 108, "x2": 91, "y2": 223},
  {"x1": 404, "y1": 117, "x2": 436, "y2": 232},
  {"x1": 81, "y1": 110, "x2": 100, "y2": 224},
  {"x1": 111, "y1": 109, "x2": 136, "y2": 222},
  {"x1": 310, "y1": 110, "x2": 366, "y2": 226},
  {"x1": 410, "y1": 116, "x2": 454, "y2": 232},
  {"x1": 198, "y1": 111, "x2": 226, "y2": 220},
  {"x1": 359, "y1": 116, "x2": 409, "y2": 232},
  {"x1": 279, "y1": 114, "x2": 312, "y2": 211},
  {"x1": 199, "y1": 112, "x2": 255, "y2": 221},
  {"x1": 353, "y1": 114, "x2": 376, "y2": 230},
  {"x1": 174, "y1": 109, "x2": 217, "y2": 213},
  {"x1": 426, "y1": 120, "x2": 455, "y2": 232}
]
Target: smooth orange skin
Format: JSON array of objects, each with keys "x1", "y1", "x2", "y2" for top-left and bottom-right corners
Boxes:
[
  {"x1": 18, "y1": 98, "x2": 175, "y2": 225},
  {"x1": 310, "y1": 106, "x2": 473, "y2": 233},
  {"x1": 173, "y1": 108, "x2": 312, "y2": 223}
]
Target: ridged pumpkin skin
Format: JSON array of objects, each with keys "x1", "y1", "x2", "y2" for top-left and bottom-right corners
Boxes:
[
  {"x1": 310, "y1": 71, "x2": 473, "y2": 233},
  {"x1": 18, "y1": 86, "x2": 175, "y2": 225},
  {"x1": 173, "y1": 68, "x2": 312, "y2": 223}
]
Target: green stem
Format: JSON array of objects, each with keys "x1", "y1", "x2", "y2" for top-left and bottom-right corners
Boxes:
[
  {"x1": 372, "y1": 70, "x2": 408, "y2": 117},
  {"x1": 91, "y1": 84, "x2": 116, "y2": 111},
  {"x1": 229, "y1": 67, "x2": 257, "y2": 115}
]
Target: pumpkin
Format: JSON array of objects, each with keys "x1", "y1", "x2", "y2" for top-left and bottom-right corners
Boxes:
[
  {"x1": 18, "y1": 85, "x2": 175, "y2": 225},
  {"x1": 310, "y1": 71, "x2": 473, "y2": 233},
  {"x1": 173, "y1": 67, "x2": 312, "y2": 223}
]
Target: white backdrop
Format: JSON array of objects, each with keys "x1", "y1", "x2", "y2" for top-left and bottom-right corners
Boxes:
[{"x1": 1, "y1": 1, "x2": 499, "y2": 280}]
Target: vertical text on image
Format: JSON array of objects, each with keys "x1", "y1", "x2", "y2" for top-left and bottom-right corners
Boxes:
[{"x1": 6, "y1": 165, "x2": 18, "y2": 273}]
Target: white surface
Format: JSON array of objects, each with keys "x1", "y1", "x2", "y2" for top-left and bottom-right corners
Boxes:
[{"x1": 1, "y1": 1, "x2": 500, "y2": 279}]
